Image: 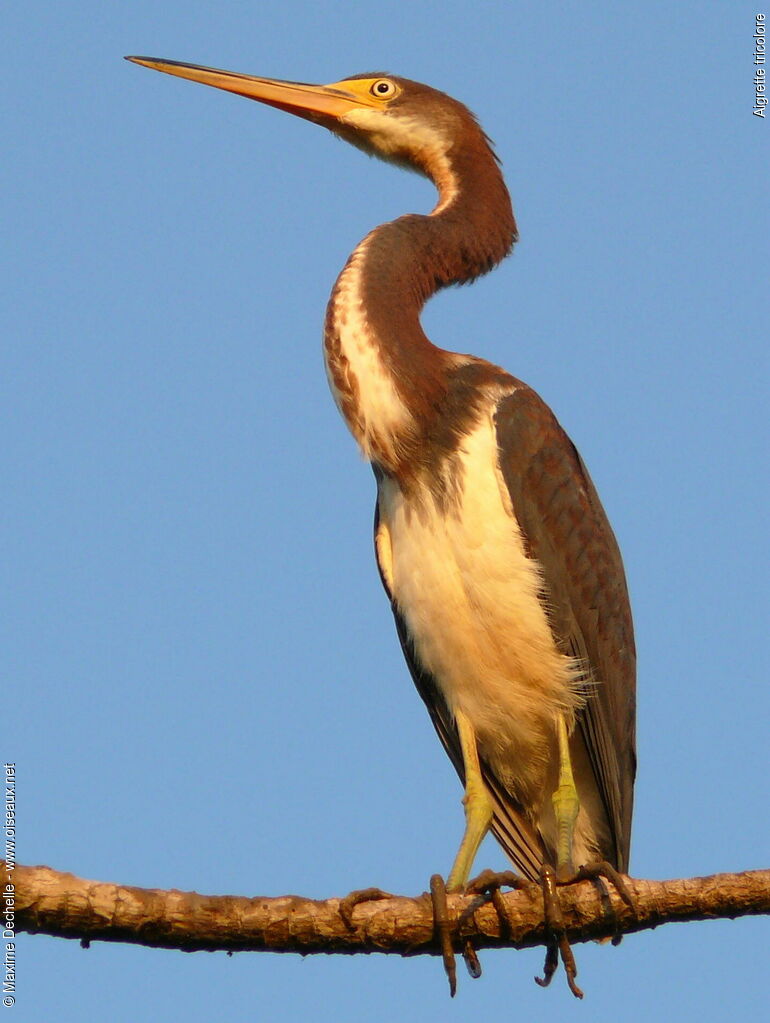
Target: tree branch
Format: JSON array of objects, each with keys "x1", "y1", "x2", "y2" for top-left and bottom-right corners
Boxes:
[{"x1": 5, "y1": 861, "x2": 768, "y2": 959}]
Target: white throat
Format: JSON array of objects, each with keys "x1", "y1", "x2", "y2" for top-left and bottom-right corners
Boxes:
[{"x1": 323, "y1": 233, "x2": 414, "y2": 462}]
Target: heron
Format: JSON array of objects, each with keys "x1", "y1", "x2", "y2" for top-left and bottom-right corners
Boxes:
[{"x1": 127, "y1": 57, "x2": 636, "y2": 993}]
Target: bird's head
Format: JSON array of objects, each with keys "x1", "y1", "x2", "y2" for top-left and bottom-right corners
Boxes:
[{"x1": 126, "y1": 58, "x2": 496, "y2": 197}]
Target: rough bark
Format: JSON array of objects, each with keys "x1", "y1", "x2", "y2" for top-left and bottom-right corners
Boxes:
[{"x1": 4, "y1": 861, "x2": 768, "y2": 957}]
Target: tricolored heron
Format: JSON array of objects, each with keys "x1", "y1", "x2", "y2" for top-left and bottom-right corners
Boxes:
[{"x1": 128, "y1": 57, "x2": 636, "y2": 991}]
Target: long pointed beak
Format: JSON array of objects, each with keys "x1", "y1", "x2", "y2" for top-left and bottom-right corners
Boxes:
[{"x1": 125, "y1": 56, "x2": 372, "y2": 125}]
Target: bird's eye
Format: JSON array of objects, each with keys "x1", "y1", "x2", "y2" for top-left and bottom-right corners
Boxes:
[{"x1": 371, "y1": 79, "x2": 396, "y2": 99}]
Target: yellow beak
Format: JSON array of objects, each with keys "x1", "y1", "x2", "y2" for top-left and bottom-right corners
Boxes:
[{"x1": 125, "y1": 56, "x2": 380, "y2": 125}]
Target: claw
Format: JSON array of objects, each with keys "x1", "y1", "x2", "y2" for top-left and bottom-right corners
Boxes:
[
  {"x1": 570, "y1": 861, "x2": 636, "y2": 914},
  {"x1": 561, "y1": 861, "x2": 637, "y2": 947},
  {"x1": 462, "y1": 939, "x2": 482, "y2": 979},
  {"x1": 534, "y1": 940, "x2": 559, "y2": 989},
  {"x1": 461, "y1": 868, "x2": 534, "y2": 936},
  {"x1": 532, "y1": 864, "x2": 585, "y2": 998},
  {"x1": 430, "y1": 874, "x2": 457, "y2": 997},
  {"x1": 338, "y1": 886, "x2": 394, "y2": 930},
  {"x1": 428, "y1": 861, "x2": 630, "y2": 998},
  {"x1": 534, "y1": 860, "x2": 634, "y2": 997}
]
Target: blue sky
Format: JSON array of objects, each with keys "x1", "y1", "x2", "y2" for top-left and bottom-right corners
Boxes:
[{"x1": 6, "y1": 2, "x2": 767, "y2": 1020}]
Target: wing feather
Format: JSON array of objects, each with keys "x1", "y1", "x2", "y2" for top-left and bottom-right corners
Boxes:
[{"x1": 494, "y1": 387, "x2": 636, "y2": 871}]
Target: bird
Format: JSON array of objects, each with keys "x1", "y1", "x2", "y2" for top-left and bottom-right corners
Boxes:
[{"x1": 127, "y1": 56, "x2": 636, "y2": 918}]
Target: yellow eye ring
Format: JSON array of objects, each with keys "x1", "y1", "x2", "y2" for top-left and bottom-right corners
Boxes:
[{"x1": 370, "y1": 79, "x2": 396, "y2": 99}]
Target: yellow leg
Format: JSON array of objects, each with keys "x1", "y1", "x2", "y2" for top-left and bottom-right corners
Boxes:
[
  {"x1": 552, "y1": 715, "x2": 580, "y2": 877},
  {"x1": 446, "y1": 710, "x2": 494, "y2": 892}
]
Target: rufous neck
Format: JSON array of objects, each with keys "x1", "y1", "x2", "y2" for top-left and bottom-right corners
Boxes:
[{"x1": 324, "y1": 139, "x2": 517, "y2": 470}]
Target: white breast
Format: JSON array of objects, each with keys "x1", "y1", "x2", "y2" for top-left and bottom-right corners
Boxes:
[{"x1": 377, "y1": 409, "x2": 582, "y2": 804}]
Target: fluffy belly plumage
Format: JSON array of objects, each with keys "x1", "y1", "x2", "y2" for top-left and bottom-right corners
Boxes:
[{"x1": 377, "y1": 414, "x2": 581, "y2": 807}]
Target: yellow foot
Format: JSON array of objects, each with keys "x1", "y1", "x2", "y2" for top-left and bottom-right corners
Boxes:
[
  {"x1": 445, "y1": 709, "x2": 494, "y2": 893},
  {"x1": 552, "y1": 714, "x2": 580, "y2": 877}
]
